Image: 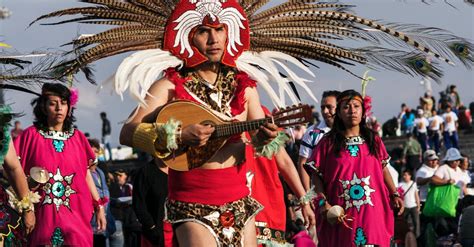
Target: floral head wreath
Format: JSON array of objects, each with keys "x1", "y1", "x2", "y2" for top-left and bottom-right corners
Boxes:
[{"x1": 32, "y1": 0, "x2": 473, "y2": 109}]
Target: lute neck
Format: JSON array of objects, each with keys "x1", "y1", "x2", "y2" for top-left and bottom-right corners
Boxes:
[{"x1": 213, "y1": 117, "x2": 273, "y2": 138}]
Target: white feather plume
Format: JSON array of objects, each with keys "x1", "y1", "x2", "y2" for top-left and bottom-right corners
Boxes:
[
  {"x1": 114, "y1": 49, "x2": 183, "y2": 107},
  {"x1": 236, "y1": 51, "x2": 318, "y2": 109},
  {"x1": 235, "y1": 59, "x2": 283, "y2": 107}
]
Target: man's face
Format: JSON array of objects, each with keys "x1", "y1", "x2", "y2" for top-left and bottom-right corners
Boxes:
[
  {"x1": 427, "y1": 159, "x2": 438, "y2": 168},
  {"x1": 192, "y1": 24, "x2": 227, "y2": 63},
  {"x1": 116, "y1": 173, "x2": 127, "y2": 186},
  {"x1": 320, "y1": 96, "x2": 337, "y2": 127}
]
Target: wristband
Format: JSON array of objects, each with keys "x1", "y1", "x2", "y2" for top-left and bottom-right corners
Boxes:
[
  {"x1": 390, "y1": 191, "x2": 400, "y2": 199},
  {"x1": 93, "y1": 196, "x2": 109, "y2": 211},
  {"x1": 295, "y1": 186, "x2": 317, "y2": 207}
]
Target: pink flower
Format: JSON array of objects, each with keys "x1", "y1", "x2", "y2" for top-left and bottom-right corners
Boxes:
[
  {"x1": 363, "y1": 96, "x2": 372, "y2": 117},
  {"x1": 70, "y1": 88, "x2": 79, "y2": 108}
]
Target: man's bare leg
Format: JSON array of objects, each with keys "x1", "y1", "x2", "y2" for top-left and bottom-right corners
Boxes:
[
  {"x1": 243, "y1": 216, "x2": 257, "y2": 246},
  {"x1": 175, "y1": 222, "x2": 218, "y2": 247}
]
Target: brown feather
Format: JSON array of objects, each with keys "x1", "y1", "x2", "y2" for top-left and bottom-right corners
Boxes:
[
  {"x1": 251, "y1": 2, "x2": 349, "y2": 22},
  {"x1": 252, "y1": 44, "x2": 362, "y2": 78},
  {"x1": 251, "y1": 20, "x2": 351, "y2": 30},
  {"x1": 253, "y1": 27, "x2": 371, "y2": 42},
  {"x1": 31, "y1": 7, "x2": 164, "y2": 27},
  {"x1": 73, "y1": 26, "x2": 162, "y2": 45},
  {"x1": 253, "y1": 10, "x2": 451, "y2": 64},
  {"x1": 245, "y1": 0, "x2": 271, "y2": 17},
  {"x1": 79, "y1": 20, "x2": 139, "y2": 26},
  {"x1": 73, "y1": 31, "x2": 162, "y2": 46},
  {"x1": 80, "y1": 0, "x2": 164, "y2": 18},
  {"x1": 266, "y1": 37, "x2": 365, "y2": 63}
]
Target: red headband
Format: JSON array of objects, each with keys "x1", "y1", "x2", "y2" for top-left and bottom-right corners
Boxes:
[{"x1": 338, "y1": 95, "x2": 364, "y2": 105}]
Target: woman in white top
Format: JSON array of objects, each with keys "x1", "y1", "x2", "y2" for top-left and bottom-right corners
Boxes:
[
  {"x1": 432, "y1": 148, "x2": 464, "y2": 188},
  {"x1": 442, "y1": 105, "x2": 459, "y2": 149},
  {"x1": 399, "y1": 170, "x2": 421, "y2": 237},
  {"x1": 459, "y1": 155, "x2": 472, "y2": 198},
  {"x1": 414, "y1": 109, "x2": 430, "y2": 153},
  {"x1": 428, "y1": 110, "x2": 444, "y2": 154},
  {"x1": 431, "y1": 148, "x2": 464, "y2": 235}
]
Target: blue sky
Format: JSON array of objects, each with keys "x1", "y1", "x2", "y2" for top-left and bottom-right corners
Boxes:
[{"x1": 1, "y1": 0, "x2": 473, "y2": 147}]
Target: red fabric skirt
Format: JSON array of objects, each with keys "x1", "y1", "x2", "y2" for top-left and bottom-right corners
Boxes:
[{"x1": 168, "y1": 164, "x2": 249, "y2": 206}]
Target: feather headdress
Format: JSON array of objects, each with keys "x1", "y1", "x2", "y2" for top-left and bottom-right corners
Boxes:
[
  {"x1": 0, "y1": 52, "x2": 71, "y2": 96},
  {"x1": 31, "y1": 0, "x2": 473, "y2": 108}
]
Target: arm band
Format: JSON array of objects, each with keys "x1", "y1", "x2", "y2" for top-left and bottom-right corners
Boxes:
[
  {"x1": 132, "y1": 119, "x2": 181, "y2": 159},
  {"x1": 6, "y1": 188, "x2": 41, "y2": 214},
  {"x1": 252, "y1": 131, "x2": 289, "y2": 159}
]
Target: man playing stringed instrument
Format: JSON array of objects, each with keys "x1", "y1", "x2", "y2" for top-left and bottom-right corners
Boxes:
[{"x1": 119, "y1": 1, "x2": 297, "y2": 246}]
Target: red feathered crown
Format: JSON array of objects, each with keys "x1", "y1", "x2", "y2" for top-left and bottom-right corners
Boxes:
[{"x1": 163, "y1": 0, "x2": 250, "y2": 68}]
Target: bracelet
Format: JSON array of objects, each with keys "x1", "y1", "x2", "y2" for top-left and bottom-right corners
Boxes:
[
  {"x1": 296, "y1": 186, "x2": 317, "y2": 206},
  {"x1": 93, "y1": 196, "x2": 109, "y2": 211},
  {"x1": 6, "y1": 189, "x2": 41, "y2": 214},
  {"x1": 390, "y1": 191, "x2": 400, "y2": 199},
  {"x1": 252, "y1": 131, "x2": 289, "y2": 158}
]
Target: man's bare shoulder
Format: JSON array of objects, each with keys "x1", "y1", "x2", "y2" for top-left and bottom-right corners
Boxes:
[{"x1": 151, "y1": 76, "x2": 175, "y2": 90}]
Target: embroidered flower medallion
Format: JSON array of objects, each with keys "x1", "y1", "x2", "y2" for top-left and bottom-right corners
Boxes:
[
  {"x1": 42, "y1": 168, "x2": 76, "y2": 211},
  {"x1": 339, "y1": 173, "x2": 375, "y2": 212}
]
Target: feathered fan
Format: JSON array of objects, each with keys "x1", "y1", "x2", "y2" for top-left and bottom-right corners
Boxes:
[{"x1": 29, "y1": 0, "x2": 473, "y2": 106}]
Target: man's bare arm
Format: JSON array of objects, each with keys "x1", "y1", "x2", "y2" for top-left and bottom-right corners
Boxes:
[
  {"x1": 120, "y1": 78, "x2": 175, "y2": 146},
  {"x1": 275, "y1": 148, "x2": 316, "y2": 228},
  {"x1": 297, "y1": 155, "x2": 311, "y2": 191},
  {"x1": 245, "y1": 87, "x2": 278, "y2": 137}
]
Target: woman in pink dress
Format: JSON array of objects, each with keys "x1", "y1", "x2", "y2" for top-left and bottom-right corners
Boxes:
[
  {"x1": 307, "y1": 90, "x2": 404, "y2": 247},
  {"x1": 14, "y1": 83, "x2": 106, "y2": 246}
]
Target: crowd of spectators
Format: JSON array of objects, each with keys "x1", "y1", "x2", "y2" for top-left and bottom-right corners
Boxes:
[{"x1": 396, "y1": 85, "x2": 472, "y2": 156}]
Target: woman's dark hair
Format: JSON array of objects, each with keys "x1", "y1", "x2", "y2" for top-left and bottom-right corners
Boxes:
[
  {"x1": 326, "y1": 89, "x2": 380, "y2": 157},
  {"x1": 31, "y1": 83, "x2": 76, "y2": 131},
  {"x1": 322, "y1": 90, "x2": 341, "y2": 99},
  {"x1": 88, "y1": 138, "x2": 101, "y2": 150},
  {"x1": 402, "y1": 169, "x2": 414, "y2": 178}
]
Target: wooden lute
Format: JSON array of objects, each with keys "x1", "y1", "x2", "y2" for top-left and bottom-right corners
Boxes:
[{"x1": 156, "y1": 100, "x2": 312, "y2": 171}]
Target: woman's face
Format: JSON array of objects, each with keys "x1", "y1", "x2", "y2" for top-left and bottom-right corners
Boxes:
[
  {"x1": 45, "y1": 95, "x2": 68, "y2": 127},
  {"x1": 339, "y1": 98, "x2": 363, "y2": 128},
  {"x1": 448, "y1": 159, "x2": 461, "y2": 169},
  {"x1": 460, "y1": 158, "x2": 469, "y2": 170}
]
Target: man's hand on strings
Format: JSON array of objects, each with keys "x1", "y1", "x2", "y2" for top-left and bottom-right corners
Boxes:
[
  {"x1": 181, "y1": 124, "x2": 215, "y2": 147},
  {"x1": 256, "y1": 123, "x2": 279, "y2": 143}
]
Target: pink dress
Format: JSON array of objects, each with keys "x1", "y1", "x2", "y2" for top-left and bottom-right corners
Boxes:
[
  {"x1": 14, "y1": 126, "x2": 95, "y2": 246},
  {"x1": 309, "y1": 136, "x2": 394, "y2": 247}
]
